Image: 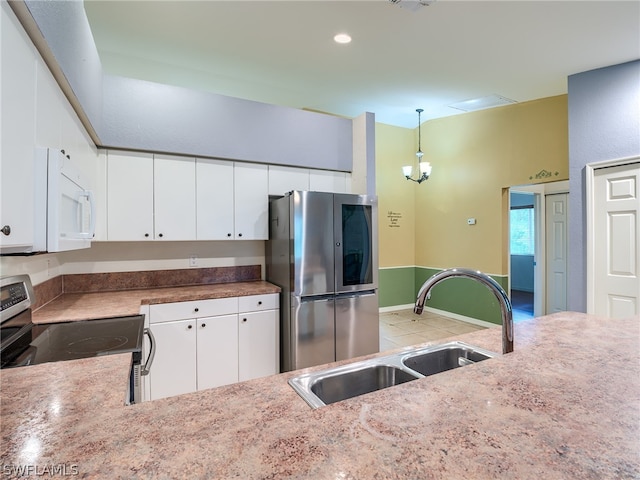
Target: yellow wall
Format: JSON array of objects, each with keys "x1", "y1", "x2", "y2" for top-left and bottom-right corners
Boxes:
[
  {"x1": 414, "y1": 95, "x2": 569, "y2": 275},
  {"x1": 375, "y1": 123, "x2": 416, "y2": 268}
]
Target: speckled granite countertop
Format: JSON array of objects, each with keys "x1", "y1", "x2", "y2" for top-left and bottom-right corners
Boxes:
[
  {"x1": 32, "y1": 281, "x2": 280, "y2": 324},
  {"x1": 2, "y1": 312, "x2": 639, "y2": 479}
]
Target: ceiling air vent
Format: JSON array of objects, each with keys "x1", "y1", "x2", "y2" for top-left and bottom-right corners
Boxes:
[
  {"x1": 448, "y1": 94, "x2": 517, "y2": 113},
  {"x1": 389, "y1": 0, "x2": 436, "y2": 12}
]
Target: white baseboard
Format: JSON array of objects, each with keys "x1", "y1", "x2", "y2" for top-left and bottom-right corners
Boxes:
[
  {"x1": 379, "y1": 304, "x2": 415, "y2": 313},
  {"x1": 379, "y1": 304, "x2": 499, "y2": 329}
]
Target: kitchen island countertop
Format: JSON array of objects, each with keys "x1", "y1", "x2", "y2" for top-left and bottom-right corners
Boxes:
[{"x1": 2, "y1": 311, "x2": 639, "y2": 479}]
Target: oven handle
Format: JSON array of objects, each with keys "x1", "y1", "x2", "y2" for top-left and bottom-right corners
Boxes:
[{"x1": 141, "y1": 327, "x2": 156, "y2": 376}]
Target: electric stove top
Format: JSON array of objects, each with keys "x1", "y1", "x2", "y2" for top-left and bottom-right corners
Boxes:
[
  {"x1": 0, "y1": 275, "x2": 144, "y2": 369},
  {"x1": 4, "y1": 315, "x2": 145, "y2": 367}
]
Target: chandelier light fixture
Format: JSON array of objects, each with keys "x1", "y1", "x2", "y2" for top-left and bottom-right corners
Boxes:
[{"x1": 402, "y1": 108, "x2": 432, "y2": 184}]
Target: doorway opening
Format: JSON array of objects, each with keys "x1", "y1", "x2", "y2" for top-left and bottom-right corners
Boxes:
[
  {"x1": 508, "y1": 180, "x2": 569, "y2": 320},
  {"x1": 509, "y1": 191, "x2": 535, "y2": 321}
]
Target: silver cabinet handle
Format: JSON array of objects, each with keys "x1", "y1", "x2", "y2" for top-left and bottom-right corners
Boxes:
[
  {"x1": 1, "y1": 225, "x2": 11, "y2": 236},
  {"x1": 141, "y1": 328, "x2": 156, "y2": 376}
]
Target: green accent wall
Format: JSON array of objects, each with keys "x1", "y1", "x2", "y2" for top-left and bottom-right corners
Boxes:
[
  {"x1": 380, "y1": 267, "x2": 507, "y2": 325},
  {"x1": 378, "y1": 267, "x2": 416, "y2": 308}
]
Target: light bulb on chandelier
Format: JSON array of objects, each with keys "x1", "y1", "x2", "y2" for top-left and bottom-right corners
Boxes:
[{"x1": 402, "y1": 108, "x2": 432, "y2": 184}]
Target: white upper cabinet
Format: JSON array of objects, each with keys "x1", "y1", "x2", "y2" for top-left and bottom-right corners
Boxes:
[
  {"x1": 35, "y1": 61, "x2": 62, "y2": 150},
  {"x1": 268, "y1": 166, "x2": 352, "y2": 196},
  {"x1": 309, "y1": 170, "x2": 350, "y2": 194},
  {"x1": 1, "y1": 4, "x2": 99, "y2": 253},
  {"x1": 196, "y1": 160, "x2": 268, "y2": 240},
  {"x1": 234, "y1": 163, "x2": 269, "y2": 240},
  {"x1": 154, "y1": 155, "x2": 196, "y2": 240},
  {"x1": 268, "y1": 165, "x2": 310, "y2": 196},
  {"x1": 107, "y1": 151, "x2": 154, "y2": 241},
  {"x1": 196, "y1": 159, "x2": 234, "y2": 240},
  {"x1": 107, "y1": 152, "x2": 196, "y2": 241},
  {"x1": 107, "y1": 153, "x2": 268, "y2": 242},
  {"x1": 0, "y1": 3, "x2": 36, "y2": 252}
]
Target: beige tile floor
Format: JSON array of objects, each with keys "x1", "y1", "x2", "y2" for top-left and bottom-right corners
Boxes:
[{"x1": 379, "y1": 308, "x2": 487, "y2": 353}]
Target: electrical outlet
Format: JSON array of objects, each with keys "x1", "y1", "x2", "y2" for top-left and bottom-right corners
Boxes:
[{"x1": 189, "y1": 255, "x2": 198, "y2": 267}]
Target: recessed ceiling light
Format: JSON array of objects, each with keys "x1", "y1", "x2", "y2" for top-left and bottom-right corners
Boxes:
[{"x1": 333, "y1": 33, "x2": 352, "y2": 44}]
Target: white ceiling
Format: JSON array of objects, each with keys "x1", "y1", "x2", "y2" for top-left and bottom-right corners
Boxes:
[{"x1": 83, "y1": 0, "x2": 640, "y2": 128}]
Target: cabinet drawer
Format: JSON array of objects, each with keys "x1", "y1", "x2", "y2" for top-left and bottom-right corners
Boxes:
[
  {"x1": 238, "y1": 293, "x2": 279, "y2": 313},
  {"x1": 150, "y1": 297, "x2": 239, "y2": 323}
]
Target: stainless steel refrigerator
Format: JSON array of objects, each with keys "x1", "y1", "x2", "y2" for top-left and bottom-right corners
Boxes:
[{"x1": 266, "y1": 191, "x2": 379, "y2": 372}]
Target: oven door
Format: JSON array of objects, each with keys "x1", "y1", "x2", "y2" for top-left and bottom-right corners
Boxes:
[{"x1": 128, "y1": 328, "x2": 155, "y2": 404}]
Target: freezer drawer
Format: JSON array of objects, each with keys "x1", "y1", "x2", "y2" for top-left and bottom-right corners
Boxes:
[
  {"x1": 289, "y1": 296, "x2": 335, "y2": 371},
  {"x1": 335, "y1": 291, "x2": 379, "y2": 362}
]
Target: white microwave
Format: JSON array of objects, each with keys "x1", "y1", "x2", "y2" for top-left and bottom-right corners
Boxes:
[{"x1": 33, "y1": 148, "x2": 96, "y2": 252}]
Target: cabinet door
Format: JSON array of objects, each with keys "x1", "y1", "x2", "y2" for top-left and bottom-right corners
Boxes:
[
  {"x1": 0, "y1": 4, "x2": 36, "y2": 252},
  {"x1": 148, "y1": 319, "x2": 197, "y2": 400},
  {"x1": 154, "y1": 155, "x2": 196, "y2": 240},
  {"x1": 196, "y1": 159, "x2": 234, "y2": 240},
  {"x1": 309, "y1": 170, "x2": 349, "y2": 194},
  {"x1": 238, "y1": 310, "x2": 279, "y2": 381},
  {"x1": 107, "y1": 151, "x2": 154, "y2": 241},
  {"x1": 196, "y1": 314, "x2": 239, "y2": 390},
  {"x1": 268, "y1": 165, "x2": 309, "y2": 196},
  {"x1": 234, "y1": 163, "x2": 268, "y2": 240}
]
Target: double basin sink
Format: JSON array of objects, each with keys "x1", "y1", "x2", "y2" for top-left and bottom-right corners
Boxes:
[{"x1": 289, "y1": 341, "x2": 497, "y2": 409}]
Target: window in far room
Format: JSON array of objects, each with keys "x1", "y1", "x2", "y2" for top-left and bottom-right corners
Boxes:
[{"x1": 510, "y1": 206, "x2": 535, "y2": 255}]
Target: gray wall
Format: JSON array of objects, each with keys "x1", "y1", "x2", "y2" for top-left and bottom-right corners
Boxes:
[
  {"x1": 567, "y1": 60, "x2": 640, "y2": 311},
  {"x1": 101, "y1": 75, "x2": 352, "y2": 170},
  {"x1": 24, "y1": 0, "x2": 354, "y2": 171}
]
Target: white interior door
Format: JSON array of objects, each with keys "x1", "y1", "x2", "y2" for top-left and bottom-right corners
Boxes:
[
  {"x1": 545, "y1": 193, "x2": 568, "y2": 313},
  {"x1": 591, "y1": 161, "x2": 640, "y2": 318}
]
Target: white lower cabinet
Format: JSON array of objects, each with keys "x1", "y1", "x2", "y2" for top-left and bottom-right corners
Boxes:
[
  {"x1": 146, "y1": 294, "x2": 279, "y2": 401},
  {"x1": 197, "y1": 314, "x2": 238, "y2": 391},
  {"x1": 149, "y1": 319, "x2": 197, "y2": 400},
  {"x1": 239, "y1": 310, "x2": 279, "y2": 382}
]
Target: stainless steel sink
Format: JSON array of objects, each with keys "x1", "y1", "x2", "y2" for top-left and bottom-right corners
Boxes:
[
  {"x1": 401, "y1": 343, "x2": 494, "y2": 377},
  {"x1": 289, "y1": 341, "x2": 497, "y2": 408},
  {"x1": 310, "y1": 364, "x2": 418, "y2": 406}
]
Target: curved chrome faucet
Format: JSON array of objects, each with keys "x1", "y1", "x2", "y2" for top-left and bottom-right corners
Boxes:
[{"x1": 414, "y1": 268, "x2": 514, "y2": 354}]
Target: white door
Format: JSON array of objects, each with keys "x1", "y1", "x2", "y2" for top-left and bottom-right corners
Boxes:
[
  {"x1": 196, "y1": 314, "x2": 238, "y2": 390},
  {"x1": 238, "y1": 310, "x2": 278, "y2": 381},
  {"x1": 545, "y1": 193, "x2": 568, "y2": 313},
  {"x1": 592, "y1": 161, "x2": 640, "y2": 318},
  {"x1": 268, "y1": 165, "x2": 310, "y2": 196},
  {"x1": 234, "y1": 162, "x2": 268, "y2": 240},
  {"x1": 309, "y1": 170, "x2": 349, "y2": 193},
  {"x1": 196, "y1": 159, "x2": 234, "y2": 240},
  {"x1": 154, "y1": 155, "x2": 196, "y2": 240},
  {"x1": 0, "y1": 4, "x2": 36, "y2": 252},
  {"x1": 107, "y1": 151, "x2": 154, "y2": 241},
  {"x1": 148, "y1": 319, "x2": 197, "y2": 400}
]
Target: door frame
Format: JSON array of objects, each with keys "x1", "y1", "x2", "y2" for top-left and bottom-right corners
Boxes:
[
  {"x1": 585, "y1": 155, "x2": 640, "y2": 314},
  {"x1": 509, "y1": 180, "x2": 570, "y2": 317},
  {"x1": 509, "y1": 185, "x2": 545, "y2": 317}
]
